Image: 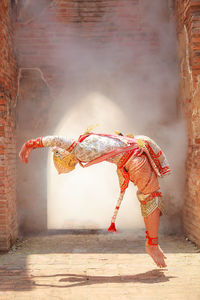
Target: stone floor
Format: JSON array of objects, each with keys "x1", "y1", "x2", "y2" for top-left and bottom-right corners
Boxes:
[{"x1": 0, "y1": 232, "x2": 199, "y2": 300}]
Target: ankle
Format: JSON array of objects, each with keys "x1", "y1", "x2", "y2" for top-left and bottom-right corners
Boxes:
[
  {"x1": 145, "y1": 231, "x2": 159, "y2": 246},
  {"x1": 146, "y1": 241, "x2": 158, "y2": 248}
]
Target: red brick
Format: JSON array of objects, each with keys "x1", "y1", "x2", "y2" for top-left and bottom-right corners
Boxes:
[
  {"x1": 175, "y1": 0, "x2": 200, "y2": 247},
  {"x1": 0, "y1": 0, "x2": 18, "y2": 251}
]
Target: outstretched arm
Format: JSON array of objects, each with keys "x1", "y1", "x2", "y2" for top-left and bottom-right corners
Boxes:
[{"x1": 19, "y1": 136, "x2": 74, "y2": 163}]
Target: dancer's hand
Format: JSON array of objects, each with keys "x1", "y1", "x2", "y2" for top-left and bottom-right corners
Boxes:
[
  {"x1": 19, "y1": 143, "x2": 33, "y2": 163},
  {"x1": 19, "y1": 137, "x2": 43, "y2": 163}
]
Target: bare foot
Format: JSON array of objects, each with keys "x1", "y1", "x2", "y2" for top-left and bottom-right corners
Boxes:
[{"x1": 145, "y1": 241, "x2": 167, "y2": 268}]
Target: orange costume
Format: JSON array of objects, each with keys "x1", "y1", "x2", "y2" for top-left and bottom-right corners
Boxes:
[{"x1": 19, "y1": 131, "x2": 170, "y2": 239}]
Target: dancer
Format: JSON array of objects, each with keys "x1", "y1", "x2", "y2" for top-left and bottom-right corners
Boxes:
[{"x1": 19, "y1": 129, "x2": 170, "y2": 268}]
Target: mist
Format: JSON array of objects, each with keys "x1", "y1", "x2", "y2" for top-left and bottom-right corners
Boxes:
[{"x1": 16, "y1": 0, "x2": 186, "y2": 235}]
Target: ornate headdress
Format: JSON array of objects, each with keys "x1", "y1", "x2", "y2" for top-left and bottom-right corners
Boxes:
[{"x1": 52, "y1": 147, "x2": 77, "y2": 174}]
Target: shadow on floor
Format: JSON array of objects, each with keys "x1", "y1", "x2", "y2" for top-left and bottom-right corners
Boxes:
[
  {"x1": 0, "y1": 268, "x2": 175, "y2": 291},
  {"x1": 32, "y1": 269, "x2": 175, "y2": 288}
]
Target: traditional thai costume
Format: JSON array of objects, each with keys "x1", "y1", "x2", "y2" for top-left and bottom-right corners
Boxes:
[{"x1": 23, "y1": 131, "x2": 171, "y2": 235}]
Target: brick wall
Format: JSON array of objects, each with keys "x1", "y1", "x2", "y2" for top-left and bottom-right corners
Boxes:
[
  {"x1": 15, "y1": 0, "x2": 166, "y2": 92},
  {"x1": 0, "y1": 0, "x2": 18, "y2": 251},
  {"x1": 176, "y1": 0, "x2": 200, "y2": 247}
]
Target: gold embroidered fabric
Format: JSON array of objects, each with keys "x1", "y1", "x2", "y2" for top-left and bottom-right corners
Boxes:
[
  {"x1": 137, "y1": 191, "x2": 164, "y2": 217},
  {"x1": 52, "y1": 148, "x2": 77, "y2": 174}
]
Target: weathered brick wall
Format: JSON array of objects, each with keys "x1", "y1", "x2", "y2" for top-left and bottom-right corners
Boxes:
[
  {"x1": 0, "y1": 0, "x2": 18, "y2": 250},
  {"x1": 176, "y1": 0, "x2": 200, "y2": 247},
  {"x1": 15, "y1": 0, "x2": 166, "y2": 92}
]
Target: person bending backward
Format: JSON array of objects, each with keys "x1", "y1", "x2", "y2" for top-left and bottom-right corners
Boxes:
[{"x1": 19, "y1": 130, "x2": 171, "y2": 268}]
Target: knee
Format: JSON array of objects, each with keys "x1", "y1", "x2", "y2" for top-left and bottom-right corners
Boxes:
[{"x1": 137, "y1": 191, "x2": 164, "y2": 218}]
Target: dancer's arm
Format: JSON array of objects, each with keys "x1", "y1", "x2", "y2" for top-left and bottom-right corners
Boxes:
[{"x1": 19, "y1": 136, "x2": 74, "y2": 163}]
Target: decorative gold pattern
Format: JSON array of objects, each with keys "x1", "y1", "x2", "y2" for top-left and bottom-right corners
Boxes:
[
  {"x1": 84, "y1": 124, "x2": 99, "y2": 134},
  {"x1": 137, "y1": 191, "x2": 164, "y2": 217},
  {"x1": 53, "y1": 148, "x2": 77, "y2": 174},
  {"x1": 137, "y1": 139, "x2": 145, "y2": 149},
  {"x1": 126, "y1": 133, "x2": 134, "y2": 138}
]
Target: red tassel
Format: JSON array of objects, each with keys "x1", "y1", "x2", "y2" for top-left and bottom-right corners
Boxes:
[{"x1": 107, "y1": 222, "x2": 118, "y2": 233}]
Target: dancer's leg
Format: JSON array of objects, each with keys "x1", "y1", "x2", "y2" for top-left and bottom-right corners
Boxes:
[{"x1": 144, "y1": 208, "x2": 167, "y2": 268}]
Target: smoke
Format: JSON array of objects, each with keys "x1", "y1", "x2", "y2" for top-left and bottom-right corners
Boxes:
[{"x1": 16, "y1": 0, "x2": 186, "y2": 234}]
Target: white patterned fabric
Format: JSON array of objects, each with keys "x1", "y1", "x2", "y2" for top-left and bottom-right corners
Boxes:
[
  {"x1": 43, "y1": 136, "x2": 74, "y2": 149},
  {"x1": 73, "y1": 135, "x2": 126, "y2": 163}
]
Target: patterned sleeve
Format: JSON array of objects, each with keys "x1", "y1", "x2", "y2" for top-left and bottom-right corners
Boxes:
[{"x1": 42, "y1": 136, "x2": 74, "y2": 150}]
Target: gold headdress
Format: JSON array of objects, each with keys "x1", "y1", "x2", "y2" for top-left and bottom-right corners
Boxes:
[
  {"x1": 114, "y1": 130, "x2": 134, "y2": 138},
  {"x1": 84, "y1": 124, "x2": 99, "y2": 134},
  {"x1": 52, "y1": 147, "x2": 77, "y2": 174}
]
